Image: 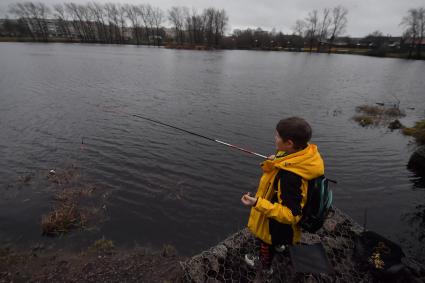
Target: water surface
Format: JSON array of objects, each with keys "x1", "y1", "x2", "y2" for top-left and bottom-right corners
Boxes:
[{"x1": 1, "y1": 42, "x2": 424, "y2": 259}]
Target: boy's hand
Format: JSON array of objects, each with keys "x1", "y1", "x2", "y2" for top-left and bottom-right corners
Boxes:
[
  {"x1": 241, "y1": 192, "x2": 257, "y2": 207},
  {"x1": 268, "y1": 155, "x2": 276, "y2": 160}
]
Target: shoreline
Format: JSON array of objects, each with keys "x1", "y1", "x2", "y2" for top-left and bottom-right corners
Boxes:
[
  {"x1": 0, "y1": 241, "x2": 185, "y2": 282},
  {"x1": 2, "y1": 207, "x2": 424, "y2": 282},
  {"x1": 1, "y1": 38, "x2": 423, "y2": 61}
]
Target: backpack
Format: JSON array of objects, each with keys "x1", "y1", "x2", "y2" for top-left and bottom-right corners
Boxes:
[{"x1": 299, "y1": 175, "x2": 334, "y2": 233}]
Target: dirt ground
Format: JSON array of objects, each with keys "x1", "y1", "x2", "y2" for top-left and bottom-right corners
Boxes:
[{"x1": 0, "y1": 244, "x2": 186, "y2": 283}]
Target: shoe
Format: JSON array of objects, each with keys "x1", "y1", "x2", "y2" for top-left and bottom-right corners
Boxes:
[
  {"x1": 244, "y1": 253, "x2": 260, "y2": 268},
  {"x1": 274, "y1": 244, "x2": 286, "y2": 253},
  {"x1": 261, "y1": 266, "x2": 274, "y2": 276}
]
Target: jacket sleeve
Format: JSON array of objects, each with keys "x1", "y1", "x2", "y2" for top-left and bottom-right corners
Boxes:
[{"x1": 254, "y1": 170, "x2": 303, "y2": 225}]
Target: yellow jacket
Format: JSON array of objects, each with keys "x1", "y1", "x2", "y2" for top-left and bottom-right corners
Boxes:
[{"x1": 247, "y1": 144, "x2": 324, "y2": 245}]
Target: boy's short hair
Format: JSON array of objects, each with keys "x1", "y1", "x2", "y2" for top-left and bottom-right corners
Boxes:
[{"x1": 276, "y1": 117, "x2": 312, "y2": 150}]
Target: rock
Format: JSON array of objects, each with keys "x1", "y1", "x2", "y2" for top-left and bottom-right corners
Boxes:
[
  {"x1": 408, "y1": 146, "x2": 425, "y2": 175},
  {"x1": 323, "y1": 218, "x2": 338, "y2": 232},
  {"x1": 181, "y1": 208, "x2": 425, "y2": 282},
  {"x1": 388, "y1": 119, "x2": 403, "y2": 130},
  {"x1": 209, "y1": 244, "x2": 227, "y2": 259},
  {"x1": 301, "y1": 232, "x2": 321, "y2": 244}
]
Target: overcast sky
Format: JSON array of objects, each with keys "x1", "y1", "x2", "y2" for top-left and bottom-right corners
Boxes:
[{"x1": 0, "y1": 0, "x2": 423, "y2": 37}]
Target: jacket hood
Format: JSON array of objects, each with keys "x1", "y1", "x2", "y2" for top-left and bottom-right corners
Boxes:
[{"x1": 260, "y1": 144, "x2": 324, "y2": 180}]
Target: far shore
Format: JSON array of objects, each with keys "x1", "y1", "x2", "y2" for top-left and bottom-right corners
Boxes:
[
  {"x1": 164, "y1": 43, "x2": 424, "y2": 60},
  {"x1": 1, "y1": 37, "x2": 424, "y2": 61}
]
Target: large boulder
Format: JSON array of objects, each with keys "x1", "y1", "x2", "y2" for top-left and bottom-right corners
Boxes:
[{"x1": 408, "y1": 146, "x2": 425, "y2": 176}]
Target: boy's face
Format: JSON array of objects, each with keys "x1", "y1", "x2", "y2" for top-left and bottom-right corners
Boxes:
[{"x1": 274, "y1": 130, "x2": 295, "y2": 152}]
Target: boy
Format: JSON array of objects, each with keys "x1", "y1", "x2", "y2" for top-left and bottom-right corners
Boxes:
[{"x1": 241, "y1": 117, "x2": 324, "y2": 275}]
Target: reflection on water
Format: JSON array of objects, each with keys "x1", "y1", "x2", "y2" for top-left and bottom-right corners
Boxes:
[{"x1": 0, "y1": 42, "x2": 425, "y2": 258}]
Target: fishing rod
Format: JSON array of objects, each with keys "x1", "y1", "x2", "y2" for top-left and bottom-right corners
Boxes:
[{"x1": 132, "y1": 114, "x2": 268, "y2": 159}]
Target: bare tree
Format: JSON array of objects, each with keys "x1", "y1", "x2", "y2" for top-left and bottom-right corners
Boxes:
[
  {"x1": 213, "y1": 9, "x2": 228, "y2": 46},
  {"x1": 118, "y1": 5, "x2": 127, "y2": 43},
  {"x1": 419, "y1": 8, "x2": 425, "y2": 59},
  {"x1": 9, "y1": 2, "x2": 51, "y2": 41},
  {"x1": 139, "y1": 4, "x2": 152, "y2": 45},
  {"x1": 8, "y1": 2, "x2": 36, "y2": 40},
  {"x1": 317, "y1": 8, "x2": 331, "y2": 52},
  {"x1": 401, "y1": 8, "x2": 419, "y2": 59},
  {"x1": 184, "y1": 9, "x2": 193, "y2": 44},
  {"x1": 402, "y1": 7, "x2": 425, "y2": 59},
  {"x1": 124, "y1": 4, "x2": 144, "y2": 45},
  {"x1": 305, "y1": 9, "x2": 318, "y2": 52},
  {"x1": 292, "y1": 19, "x2": 306, "y2": 37},
  {"x1": 151, "y1": 6, "x2": 164, "y2": 46},
  {"x1": 53, "y1": 4, "x2": 71, "y2": 39},
  {"x1": 78, "y1": 4, "x2": 96, "y2": 42},
  {"x1": 203, "y1": 8, "x2": 215, "y2": 46},
  {"x1": 64, "y1": 3, "x2": 87, "y2": 42},
  {"x1": 88, "y1": 2, "x2": 108, "y2": 43},
  {"x1": 35, "y1": 2, "x2": 51, "y2": 41},
  {"x1": 328, "y1": 5, "x2": 348, "y2": 53},
  {"x1": 168, "y1": 6, "x2": 187, "y2": 45},
  {"x1": 105, "y1": 3, "x2": 122, "y2": 43},
  {"x1": 184, "y1": 8, "x2": 206, "y2": 45}
]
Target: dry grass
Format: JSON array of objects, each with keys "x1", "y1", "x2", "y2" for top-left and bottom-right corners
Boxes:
[
  {"x1": 353, "y1": 115, "x2": 376, "y2": 127},
  {"x1": 161, "y1": 244, "x2": 177, "y2": 257},
  {"x1": 94, "y1": 238, "x2": 114, "y2": 251},
  {"x1": 41, "y1": 204, "x2": 86, "y2": 236},
  {"x1": 54, "y1": 186, "x2": 94, "y2": 202},
  {"x1": 353, "y1": 104, "x2": 406, "y2": 127},
  {"x1": 385, "y1": 107, "x2": 405, "y2": 117},
  {"x1": 80, "y1": 237, "x2": 116, "y2": 257},
  {"x1": 90, "y1": 237, "x2": 115, "y2": 255},
  {"x1": 402, "y1": 120, "x2": 425, "y2": 145},
  {"x1": 355, "y1": 105, "x2": 384, "y2": 116},
  {"x1": 41, "y1": 185, "x2": 106, "y2": 236}
]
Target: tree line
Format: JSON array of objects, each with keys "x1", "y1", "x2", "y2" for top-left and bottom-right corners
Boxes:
[
  {"x1": 5, "y1": 1, "x2": 228, "y2": 47},
  {"x1": 292, "y1": 5, "x2": 348, "y2": 53},
  {"x1": 1, "y1": 2, "x2": 424, "y2": 59},
  {"x1": 291, "y1": 5, "x2": 424, "y2": 59},
  {"x1": 168, "y1": 6, "x2": 228, "y2": 46}
]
